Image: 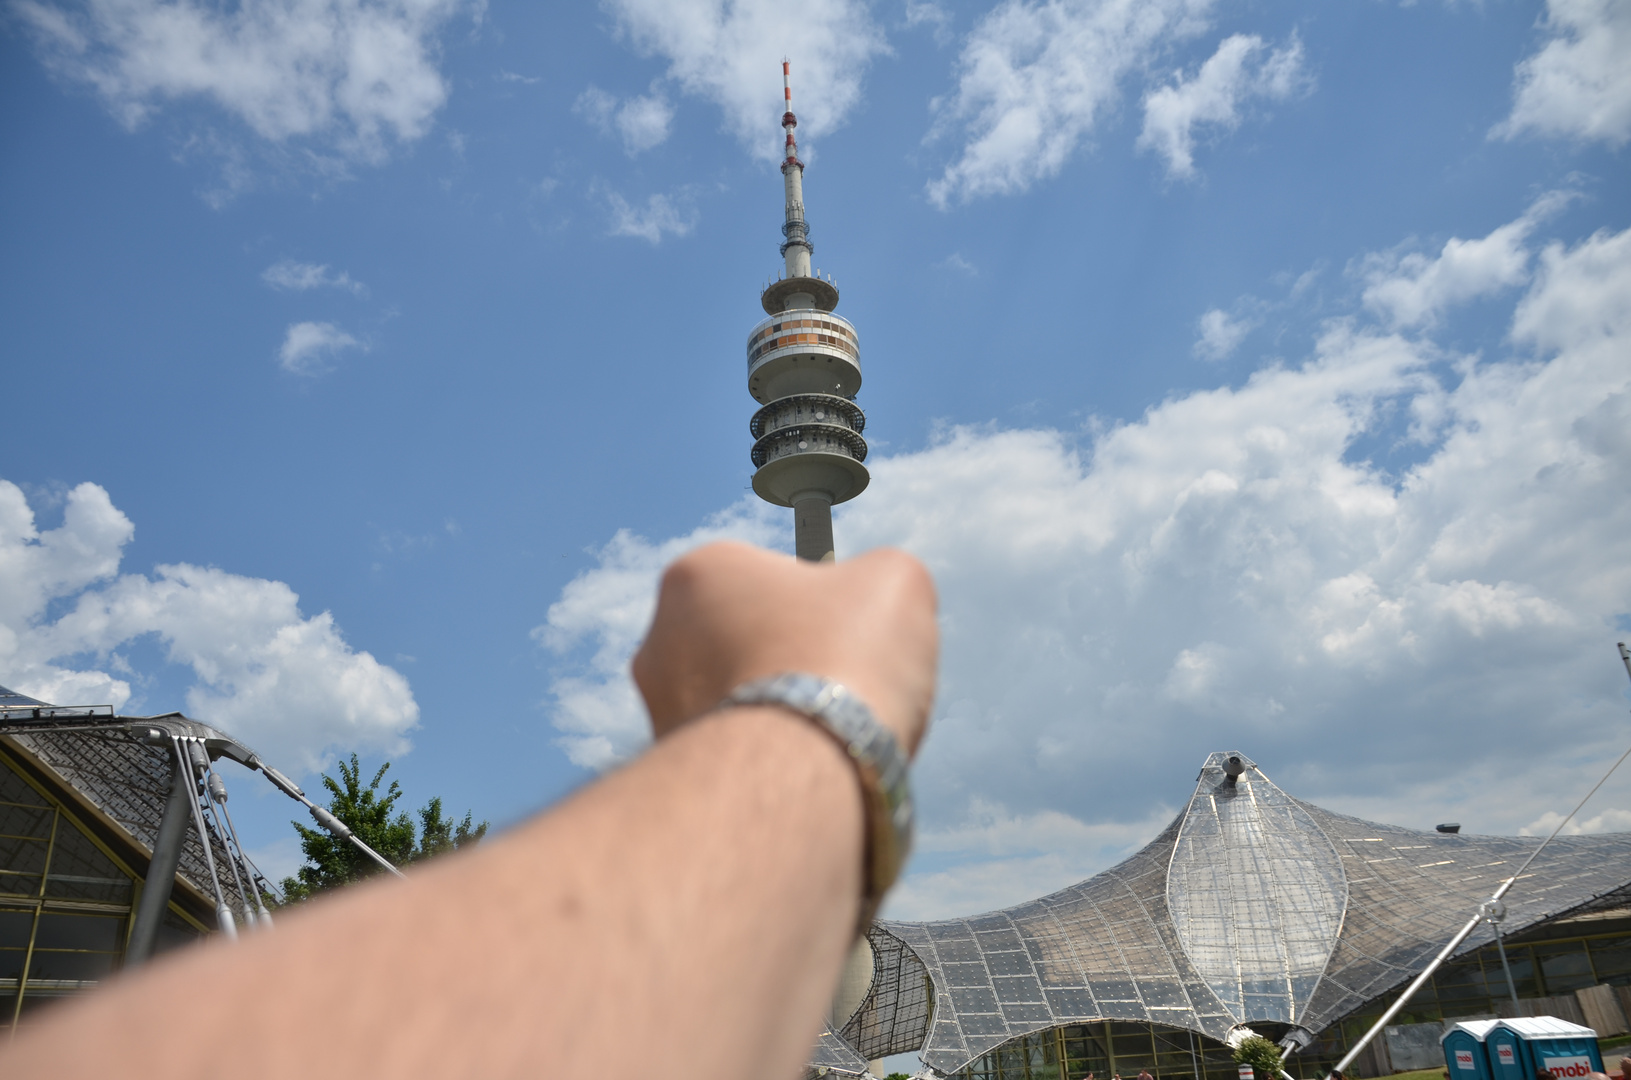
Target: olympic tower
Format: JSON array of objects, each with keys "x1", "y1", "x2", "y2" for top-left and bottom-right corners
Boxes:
[{"x1": 745, "y1": 62, "x2": 868, "y2": 562}]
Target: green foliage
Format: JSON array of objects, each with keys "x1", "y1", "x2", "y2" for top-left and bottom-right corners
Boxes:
[
  {"x1": 1233, "y1": 1035, "x2": 1286, "y2": 1080},
  {"x1": 884, "y1": 1073, "x2": 913, "y2": 1080},
  {"x1": 278, "y1": 754, "x2": 488, "y2": 902},
  {"x1": 414, "y1": 796, "x2": 489, "y2": 860}
]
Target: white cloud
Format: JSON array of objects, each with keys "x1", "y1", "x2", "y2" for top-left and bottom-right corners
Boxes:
[
  {"x1": 613, "y1": 93, "x2": 674, "y2": 154},
  {"x1": 278, "y1": 320, "x2": 363, "y2": 375},
  {"x1": 1193, "y1": 307, "x2": 1255, "y2": 360},
  {"x1": 905, "y1": 0, "x2": 954, "y2": 46},
  {"x1": 533, "y1": 508, "x2": 783, "y2": 769},
  {"x1": 1513, "y1": 222, "x2": 1631, "y2": 354},
  {"x1": 1137, "y1": 33, "x2": 1309, "y2": 180},
  {"x1": 495, "y1": 69, "x2": 539, "y2": 85},
  {"x1": 575, "y1": 85, "x2": 674, "y2": 155},
  {"x1": 600, "y1": 0, "x2": 887, "y2": 161},
  {"x1": 1495, "y1": 0, "x2": 1631, "y2": 147},
  {"x1": 885, "y1": 799, "x2": 1175, "y2": 919},
  {"x1": 0, "y1": 480, "x2": 418, "y2": 774},
  {"x1": 1358, "y1": 191, "x2": 1571, "y2": 328},
  {"x1": 925, "y1": 0, "x2": 1214, "y2": 206},
  {"x1": 262, "y1": 259, "x2": 367, "y2": 295},
  {"x1": 11, "y1": 0, "x2": 475, "y2": 164},
  {"x1": 1523, "y1": 803, "x2": 1631, "y2": 838},
  {"x1": 537, "y1": 209, "x2": 1631, "y2": 901},
  {"x1": 605, "y1": 191, "x2": 697, "y2": 244}
]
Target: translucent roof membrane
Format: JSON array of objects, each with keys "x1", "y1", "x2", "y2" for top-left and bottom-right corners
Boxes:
[
  {"x1": 842, "y1": 751, "x2": 1631, "y2": 1076},
  {"x1": 1168, "y1": 756, "x2": 1345, "y2": 1025}
]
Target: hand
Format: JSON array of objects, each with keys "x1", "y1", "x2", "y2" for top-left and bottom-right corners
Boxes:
[{"x1": 631, "y1": 542, "x2": 938, "y2": 756}]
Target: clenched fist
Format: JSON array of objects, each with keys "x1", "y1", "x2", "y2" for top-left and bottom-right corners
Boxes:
[{"x1": 631, "y1": 542, "x2": 938, "y2": 757}]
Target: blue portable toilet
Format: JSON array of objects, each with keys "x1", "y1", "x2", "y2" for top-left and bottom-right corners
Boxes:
[
  {"x1": 1492, "y1": 1017, "x2": 1603, "y2": 1079},
  {"x1": 1443, "y1": 1019, "x2": 1501, "y2": 1080},
  {"x1": 1487, "y1": 1024, "x2": 1529, "y2": 1080}
]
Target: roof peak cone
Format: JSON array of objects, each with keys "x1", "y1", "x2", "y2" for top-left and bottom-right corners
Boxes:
[{"x1": 1169, "y1": 749, "x2": 1348, "y2": 1028}]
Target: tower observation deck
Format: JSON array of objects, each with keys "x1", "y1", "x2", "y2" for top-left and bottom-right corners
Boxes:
[{"x1": 746, "y1": 61, "x2": 868, "y2": 562}]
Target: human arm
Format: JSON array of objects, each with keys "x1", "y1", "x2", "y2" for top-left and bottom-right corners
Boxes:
[{"x1": 2, "y1": 541, "x2": 938, "y2": 1080}]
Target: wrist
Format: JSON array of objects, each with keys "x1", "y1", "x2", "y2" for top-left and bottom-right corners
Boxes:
[{"x1": 714, "y1": 673, "x2": 914, "y2": 932}]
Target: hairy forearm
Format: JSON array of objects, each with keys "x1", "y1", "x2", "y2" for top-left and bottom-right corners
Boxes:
[{"x1": 7, "y1": 706, "x2": 864, "y2": 1080}]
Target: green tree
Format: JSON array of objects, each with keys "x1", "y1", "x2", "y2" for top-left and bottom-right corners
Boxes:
[
  {"x1": 278, "y1": 755, "x2": 488, "y2": 902},
  {"x1": 413, "y1": 796, "x2": 488, "y2": 860},
  {"x1": 1233, "y1": 1035, "x2": 1287, "y2": 1080}
]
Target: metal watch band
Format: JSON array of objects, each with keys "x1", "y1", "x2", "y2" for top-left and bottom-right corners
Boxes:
[{"x1": 719, "y1": 672, "x2": 914, "y2": 931}]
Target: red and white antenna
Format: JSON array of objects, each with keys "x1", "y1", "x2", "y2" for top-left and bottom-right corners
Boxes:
[
  {"x1": 781, "y1": 58, "x2": 801, "y2": 172},
  {"x1": 777, "y1": 60, "x2": 812, "y2": 278}
]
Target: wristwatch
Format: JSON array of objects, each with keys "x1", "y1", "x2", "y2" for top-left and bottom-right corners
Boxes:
[{"x1": 719, "y1": 672, "x2": 915, "y2": 932}]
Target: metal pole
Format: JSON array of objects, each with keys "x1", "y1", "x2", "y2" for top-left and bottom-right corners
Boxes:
[
  {"x1": 13, "y1": 811, "x2": 59, "y2": 1033},
  {"x1": 214, "y1": 790, "x2": 274, "y2": 927},
  {"x1": 1331, "y1": 910, "x2": 1483, "y2": 1075},
  {"x1": 251, "y1": 758, "x2": 406, "y2": 879},
  {"x1": 200, "y1": 766, "x2": 253, "y2": 929},
  {"x1": 1490, "y1": 916, "x2": 1520, "y2": 1011},
  {"x1": 174, "y1": 737, "x2": 237, "y2": 940},
  {"x1": 125, "y1": 741, "x2": 194, "y2": 965},
  {"x1": 1329, "y1": 676, "x2": 1631, "y2": 1078}
]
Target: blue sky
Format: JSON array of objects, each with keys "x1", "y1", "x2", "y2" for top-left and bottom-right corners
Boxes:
[{"x1": 3, "y1": 0, "x2": 1630, "y2": 934}]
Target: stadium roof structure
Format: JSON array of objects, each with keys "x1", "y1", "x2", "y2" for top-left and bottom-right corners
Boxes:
[
  {"x1": 0, "y1": 683, "x2": 400, "y2": 947},
  {"x1": 829, "y1": 751, "x2": 1631, "y2": 1077},
  {"x1": 1, "y1": 684, "x2": 261, "y2": 920}
]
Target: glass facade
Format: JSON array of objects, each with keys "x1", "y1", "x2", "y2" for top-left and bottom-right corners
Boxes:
[
  {"x1": 747, "y1": 311, "x2": 858, "y2": 359},
  {"x1": 842, "y1": 925, "x2": 937, "y2": 1060},
  {"x1": 746, "y1": 310, "x2": 860, "y2": 369},
  {"x1": 0, "y1": 745, "x2": 205, "y2": 1032},
  {"x1": 955, "y1": 1021, "x2": 1243, "y2": 1080},
  {"x1": 952, "y1": 911, "x2": 1631, "y2": 1080},
  {"x1": 836, "y1": 752, "x2": 1631, "y2": 1077},
  {"x1": 1301, "y1": 911, "x2": 1631, "y2": 1074}
]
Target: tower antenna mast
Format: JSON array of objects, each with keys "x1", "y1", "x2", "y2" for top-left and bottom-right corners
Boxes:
[{"x1": 744, "y1": 61, "x2": 870, "y2": 561}]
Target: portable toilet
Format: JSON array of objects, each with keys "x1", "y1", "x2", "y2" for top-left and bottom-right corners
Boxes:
[
  {"x1": 1486, "y1": 1024, "x2": 1528, "y2": 1080},
  {"x1": 1491, "y1": 1016, "x2": 1603, "y2": 1079},
  {"x1": 1443, "y1": 1019, "x2": 1501, "y2": 1080}
]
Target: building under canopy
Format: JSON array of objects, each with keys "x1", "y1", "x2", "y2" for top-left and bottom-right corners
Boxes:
[
  {"x1": 0, "y1": 683, "x2": 334, "y2": 1033},
  {"x1": 820, "y1": 752, "x2": 1631, "y2": 1080}
]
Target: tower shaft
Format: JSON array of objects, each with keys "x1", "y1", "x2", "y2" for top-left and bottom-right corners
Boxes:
[
  {"x1": 794, "y1": 495, "x2": 835, "y2": 562},
  {"x1": 783, "y1": 165, "x2": 811, "y2": 280}
]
